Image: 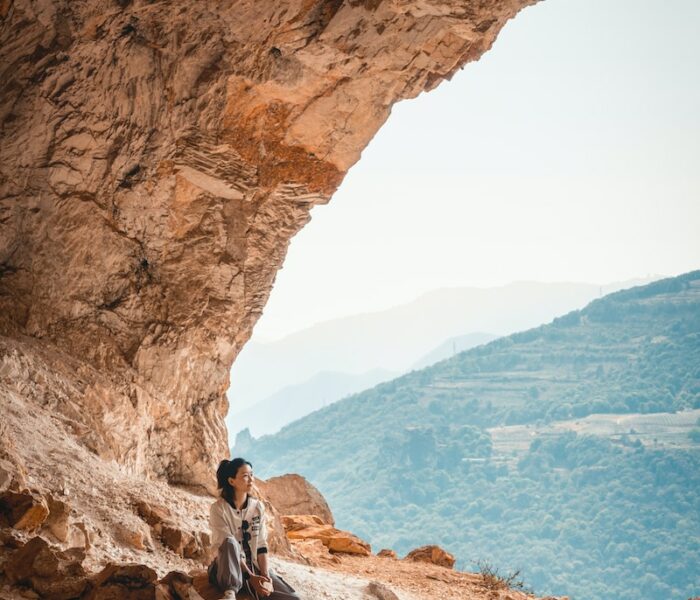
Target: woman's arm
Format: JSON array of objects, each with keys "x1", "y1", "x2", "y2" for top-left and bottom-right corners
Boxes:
[
  {"x1": 257, "y1": 552, "x2": 269, "y2": 578},
  {"x1": 257, "y1": 502, "x2": 270, "y2": 577}
]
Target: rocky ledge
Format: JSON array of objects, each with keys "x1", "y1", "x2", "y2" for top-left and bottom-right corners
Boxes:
[{"x1": 1, "y1": 464, "x2": 568, "y2": 600}]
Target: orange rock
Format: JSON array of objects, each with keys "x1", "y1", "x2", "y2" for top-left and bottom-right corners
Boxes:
[
  {"x1": 377, "y1": 549, "x2": 397, "y2": 559},
  {"x1": 282, "y1": 516, "x2": 371, "y2": 556},
  {"x1": 134, "y1": 499, "x2": 171, "y2": 527},
  {"x1": 5, "y1": 537, "x2": 52, "y2": 585},
  {"x1": 161, "y1": 523, "x2": 195, "y2": 556},
  {"x1": 114, "y1": 521, "x2": 153, "y2": 551},
  {"x1": 326, "y1": 532, "x2": 372, "y2": 556},
  {"x1": 0, "y1": 489, "x2": 49, "y2": 531},
  {"x1": 405, "y1": 545, "x2": 455, "y2": 569},
  {"x1": 257, "y1": 474, "x2": 335, "y2": 525},
  {"x1": 281, "y1": 514, "x2": 326, "y2": 531}
]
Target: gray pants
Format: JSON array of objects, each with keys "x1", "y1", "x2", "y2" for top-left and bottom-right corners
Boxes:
[{"x1": 208, "y1": 537, "x2": 301, "y2": 600}]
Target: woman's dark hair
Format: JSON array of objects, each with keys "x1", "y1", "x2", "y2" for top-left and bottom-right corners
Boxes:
[{"x1": 216, "y1": 457, "x2": 252, "y2": 506}]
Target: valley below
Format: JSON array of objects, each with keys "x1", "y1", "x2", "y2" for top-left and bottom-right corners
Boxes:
[{"x1": 243, "y1": 273, "x2": 700, "y2": 600}]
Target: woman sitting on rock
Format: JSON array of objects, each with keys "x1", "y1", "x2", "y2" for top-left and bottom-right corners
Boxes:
[{"x1": 209, "y1": 457, "x2": 301, "y2": 600}]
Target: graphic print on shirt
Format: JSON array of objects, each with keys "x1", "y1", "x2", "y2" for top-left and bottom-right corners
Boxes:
[{"x1": 251, "y1": 514, "x2": 261, "y2": 534}]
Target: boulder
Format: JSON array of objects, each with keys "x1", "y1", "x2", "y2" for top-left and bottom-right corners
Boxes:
[
  {"x1": 282, "y1": 515, "x2": 371, "y2": 556},
  {"x1": 377, "y1": 549, "x2": 397, "y2": 559},
  {"x1": 133, "y1": 498, "x2": 206, "y2": 559},
  {"x1": 0, "y1": 490, "x2": 49, "y2": 531},
  {"x1": 161, "y1": 524, "x2": 195, "y2": 556},
  {"x1": 4, "y1": 536, "x2": 88, "y2": 600},
  {"x1": 160, "y1": 571, "x2": 205, "y2": 600},
  {"x1": 280, "y1": 514, "x2": 325, "y2": 531},
  {"x1": 326, "y1": 531, "x2": 372, "y2": 556},
  {"x1": 405, "y1": 545, "x2": 455, "y2": 569},
  {"x1": 256, "y1": 474, "x2": 335, "y2": 525},
  {"x1": 134, "y1": 500, "x2": 172, "y2": 530},
  {"x1": 367, "y1": 581, "x2": 401, "y2": 600},
  {"x1": 115, "y1": 521, "x2": 154, "y2": 551},
  {"x1": 31, "y1": 574, "x2": 89, "y2": 600},
  {"x1": 5, "y1": 537, "x2": 51, "y2": 585},
  {"x1": 44, "y1": 494, "x2": 71, "y2": 542},
  {"x1": 85, "y1": 563, "x2": 158, "y2": 600}
]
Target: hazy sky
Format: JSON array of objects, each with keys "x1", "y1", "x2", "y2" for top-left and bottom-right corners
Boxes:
[{"x1": 252, "y1": 0, "x2": 700, "y2": 342}]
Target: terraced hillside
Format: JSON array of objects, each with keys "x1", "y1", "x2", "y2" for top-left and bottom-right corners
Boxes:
[{"x1": 242, "y1": 271, "x2": 700, "y2": 600}]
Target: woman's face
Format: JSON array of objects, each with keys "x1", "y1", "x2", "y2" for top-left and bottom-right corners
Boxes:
[{"x1": 228, "y1": 463, "x2": 254, "y2": 495}]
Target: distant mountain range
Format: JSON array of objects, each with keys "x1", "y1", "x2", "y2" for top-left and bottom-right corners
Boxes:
[
  {"x1": 226, "y1": 278, "x2": 658, "y2": 438},
  {"x1": 410, "y1": 331, "x2": 499, "y2": 370},
  {"x1": 229, "y1": 332, "x2": 500, "y2": 438},
  {"x1": 229, "y1": 368, "x2": 397, "y2": 438},
  {"x1": 240, "y1": 271, "x2": 700, "y2": 600}
]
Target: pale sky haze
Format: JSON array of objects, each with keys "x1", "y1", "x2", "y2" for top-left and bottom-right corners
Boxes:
[{"x1": 252, "y1": 0, "x2": 700, "y2": 342}]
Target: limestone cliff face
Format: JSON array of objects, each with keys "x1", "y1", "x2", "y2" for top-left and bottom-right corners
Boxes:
[{"x1": 0, "y1": 0, "x2": 536, "y2": 489}]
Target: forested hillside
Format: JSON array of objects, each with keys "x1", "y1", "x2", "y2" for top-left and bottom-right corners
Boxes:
[{"x1": 243, "y1": 272, "x2": 700, "y2": 600}]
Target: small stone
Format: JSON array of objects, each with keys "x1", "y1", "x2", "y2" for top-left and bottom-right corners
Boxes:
[
  {"x1": 45, "y1": 494, "x2": 71, "y2": 542},
  {"x1": 69, "y1": 520, "x2": 91, "y2": 550},
  {"x1": 367, "y1": 581, "x2": 400, "y2": 600},
  {"x1": 405, "y1": 544, "x2": 455, "y2": 569}
]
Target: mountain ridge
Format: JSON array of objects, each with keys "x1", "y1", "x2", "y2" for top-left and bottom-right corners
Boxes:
[
  {"x1": 242, "y1": 271, "x2": 700, "y2": 600},
  {"x1": 228, "y1": 277, "x2": 659, "y2": 422}
]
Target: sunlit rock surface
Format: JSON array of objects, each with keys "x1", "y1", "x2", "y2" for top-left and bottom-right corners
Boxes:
[
  {"x1": 256, "y1": 474, "x2": 335, "y2": 526},
  {"x1": 0, "y1": 0, "x2": 536, "y2": 490}
]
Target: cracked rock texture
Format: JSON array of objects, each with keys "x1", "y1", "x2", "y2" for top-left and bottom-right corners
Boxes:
[{"x1": 0, "y1": 0, "x2": 536, "y2": 490}]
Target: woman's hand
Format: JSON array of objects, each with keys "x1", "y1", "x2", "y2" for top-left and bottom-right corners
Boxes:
[{"x1": 250, "y1": 574, "x2": 273, "y2": 597}]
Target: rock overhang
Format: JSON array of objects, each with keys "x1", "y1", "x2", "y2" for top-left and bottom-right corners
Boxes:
[{"x1": 0, "y1": 0, "x2": 538, "y2": 490}]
